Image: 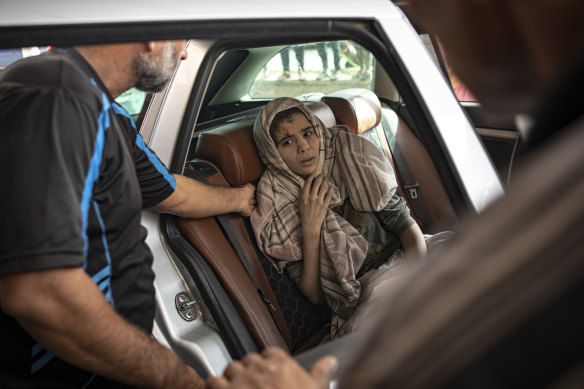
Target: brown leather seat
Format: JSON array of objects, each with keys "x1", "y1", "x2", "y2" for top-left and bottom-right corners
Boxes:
[
  {"x1": 177, "y1": 90, "x2": 456, "y2": 353},
  {"x1": 380, "y1": 106, "x2": 458, "y2": 231},
  {"x1": 322, "y1": 88, "x2": 457, "y2": 232},
  {"x1": 178, "y1": 101, "x2": 337, "y2": 353},
  {"x1": 322, "y1": 88, "x2": 382, "y2": 135},
  {"x1": 194, "y1": 101, "x2": 336, "y2": 186}
]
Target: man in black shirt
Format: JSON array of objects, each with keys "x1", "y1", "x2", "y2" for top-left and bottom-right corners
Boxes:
[{"x1": 0, "y1": 41, "x2": 255, "y2": 388}]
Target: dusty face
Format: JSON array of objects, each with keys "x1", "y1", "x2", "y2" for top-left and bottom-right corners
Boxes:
[{"x1": 272, "y1": 112, "x2": 320, "y2": 178}]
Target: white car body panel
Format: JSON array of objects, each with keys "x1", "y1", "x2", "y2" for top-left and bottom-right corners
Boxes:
[
  {"x1": 3, "y1": 0, "x2": 403, "y2": 26},
  {"x1": 146, "y1": 41, "x2": 212, "y2": 167},
  {"x1": 143, "y1": 209, "x2": 232, "y2": 375}
]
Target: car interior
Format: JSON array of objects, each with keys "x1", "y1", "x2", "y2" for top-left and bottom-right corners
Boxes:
[
  {"x1": 0, "y1": 5, "x2": 519, "y2": 374},
  {"x1": 148, "y1": 40, "x2": 466, "y2": 358},
  {"x1": 3, "y1": 2, "x2": 579, "y2": 384}
]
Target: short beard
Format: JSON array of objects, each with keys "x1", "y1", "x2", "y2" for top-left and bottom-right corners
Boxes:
[{"x1": 133, "y1": 42, "x2": 178, "y2": 93}]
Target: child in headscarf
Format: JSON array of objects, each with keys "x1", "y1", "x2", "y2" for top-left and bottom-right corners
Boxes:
[{"x1": 250, "y1": 97, "x2": 427, "y2": 338}]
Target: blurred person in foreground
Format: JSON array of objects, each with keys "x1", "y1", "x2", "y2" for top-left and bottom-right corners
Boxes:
[{"x1": 207, "y1": 0, "x2": 584, "y2": 388}]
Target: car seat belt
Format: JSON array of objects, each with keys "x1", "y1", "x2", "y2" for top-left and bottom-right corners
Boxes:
[
  {"x1": 380, "y1": 113, "x2": 436, "y2": 233},
  {"x1": 185, "y1": 161, "x2": 292, "y2": 349}
]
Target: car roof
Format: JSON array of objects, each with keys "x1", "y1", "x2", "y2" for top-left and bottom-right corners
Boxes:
[{"x1": 0, "y1": 0, "x2": 401, "y2": 27}]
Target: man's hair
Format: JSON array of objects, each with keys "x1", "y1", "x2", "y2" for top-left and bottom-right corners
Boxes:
[{"x1": 269, "y1": 107, "x2": 305, "y2": 143}]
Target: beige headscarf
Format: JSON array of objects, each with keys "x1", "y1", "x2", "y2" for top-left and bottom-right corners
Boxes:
[{"x1": 251, "y1": 97, "x2": 397, "y2": 318}]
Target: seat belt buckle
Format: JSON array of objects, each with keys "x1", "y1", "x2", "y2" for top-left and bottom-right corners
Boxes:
[
  {"x1": 258, "y1": 288, "x2": 276, "y2": 312},
  {"x1": 403, "y1": 181, "x2": 420, "y2": 199}
]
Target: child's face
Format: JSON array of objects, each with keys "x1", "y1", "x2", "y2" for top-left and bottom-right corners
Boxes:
[{"x1": 272, "y1": 112, "x2": 320, "y2": 178}]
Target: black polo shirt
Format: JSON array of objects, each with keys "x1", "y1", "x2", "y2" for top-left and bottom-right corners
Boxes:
[{"x1": 0, "y1": 47, "x2": 175, "y2": 387}]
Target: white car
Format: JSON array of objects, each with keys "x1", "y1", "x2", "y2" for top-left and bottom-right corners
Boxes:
[{"x1": 0, "y1": 0, "x2": 504, "y2": 379}]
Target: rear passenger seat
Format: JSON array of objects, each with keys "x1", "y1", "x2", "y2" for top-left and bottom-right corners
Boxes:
[
  {"x1": 179, "y1": 102, "x2": 337, "y2": 353},
  {"x1": 177, "y1": 90, "x2": 458, "y2": 353},
  {"x1": 322, "y1": 88, "x2": 457, "y2": 232}
]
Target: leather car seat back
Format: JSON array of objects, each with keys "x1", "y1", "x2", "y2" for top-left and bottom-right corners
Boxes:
[
  {"x1": 321, "y1": 88, "x2": 457, "y2": 232},
  {"x1": 321, "y1": 88, "x2": 381, "y2": 134},
  {"x1": 194, "y1": 101, "x2": 336, "y2": 186},
  {"x1": 180, "y1": 101, "x2": 337, "y2": 353},
  {"x1": 178, "y1": 89, "x2": 457, "y2": 353}
]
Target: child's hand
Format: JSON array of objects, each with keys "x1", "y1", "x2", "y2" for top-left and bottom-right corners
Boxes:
[
  {"x1": 299, "y1": 173, "x2": 335, "y2": 237},
  {"x1": 298, "y1": 173, "x2": 334, "y2": 303}
]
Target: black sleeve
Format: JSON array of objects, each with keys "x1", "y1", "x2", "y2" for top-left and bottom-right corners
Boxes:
[
  {"x1": 111, "y1": 102, "x2": 176, "y2": 209},
  {"x1": 132, "y1": 132, "x2": 176, "y2": 209},
  {"x1": 0, "y1": 86, "x2": 94, "y2": 275}
]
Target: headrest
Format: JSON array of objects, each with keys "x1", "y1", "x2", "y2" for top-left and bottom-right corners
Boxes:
[
  {"x1": 306, "y1": 100, "x2": 337, "y2": 129},
  {"x1": 194, "y1": 101, "x2": 336, "y2": 186},
  {"x1": 321, "y1": 88, "x2": 382, "y2": 134}
]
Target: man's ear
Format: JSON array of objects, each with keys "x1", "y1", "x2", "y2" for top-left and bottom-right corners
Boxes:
[{"x1": 145, "y1": 41, "x2": 156, "y2": 53}]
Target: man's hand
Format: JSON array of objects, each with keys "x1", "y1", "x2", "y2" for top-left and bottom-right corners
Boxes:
[
  {"x1": 207, "y1": 348, "x2": 337, "y2": 389},
  {"x1": 154, "y1": 174, "x2": 256, "y2": 219},
  {"x1": 236, "y1": 183, "x2": 257, "y2": 217}
]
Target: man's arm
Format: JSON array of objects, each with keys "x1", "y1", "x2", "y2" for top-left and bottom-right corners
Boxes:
[
  {"x1": 0, "y1": 267, "x2": 204, "y2": 389},
  {"x1": 153, "y1": 174, "x2": 256, "y2": 218},
  {"x1": 207, "y1": 347, "x2": 337, "y2": 389}
]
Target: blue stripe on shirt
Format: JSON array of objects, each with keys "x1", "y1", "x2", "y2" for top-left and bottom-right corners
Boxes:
[
  {"x1": 111, "y1": 102, "x2": 136, "y2": 129},
  {"x1": 92, "y1": 200, "x2": 114, "y2": 306},
  {"x1": 31, "y1": 343, "x2": 43, "y2": 357},
  {"x1": 31, "y1": 89, "x2": 111, "y2": 375},
  {"x1": 30, "y1": 347, "x2": 54, "y2": 374},
  {"x1": 112, "y1": 101, "x2": 175, "y2": 189},
  {"x1": 135, "y1": 133, "x2": 176, "y2": 189},
  {"x1": 80, "y1": 93, "x2": 111, "y2": 260}
]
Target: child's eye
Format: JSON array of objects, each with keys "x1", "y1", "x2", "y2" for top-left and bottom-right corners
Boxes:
[
  {"x1": 304, "y1": 130, "x2": 313, "y2": 137},
  {"x1": 281, "y1": 139, "x2": 293, "y2": 147}
]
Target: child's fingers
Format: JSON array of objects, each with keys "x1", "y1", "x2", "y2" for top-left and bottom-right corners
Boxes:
[
  {"x1": 302, "y1": 173, "x2": 316, "y2": 199},
  {"x1": 310, "y1": 174, "x2": 325, "y2": 200},
  {"x1": 317, "y1": 176, "x2": 330, "y2": 202},
  {"x1": 323, "y1": 185, "x2": 335, "y2": 208}
]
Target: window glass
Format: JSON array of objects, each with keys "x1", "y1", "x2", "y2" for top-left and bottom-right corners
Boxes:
[
  {"x1": 249, "y1": 40, "x2": 375, "y2": 98},
  {"x1": 439, "y1": 47, "x2": 476, "y2": 102},
  {"x1": 0, "y1": 46, "x2": 50, "y2": 71},
  {"x1": 419, "y1": 34, "x2": 476, "y2": 102},
  {"x1": 443, "y1": 64, "x2": 477, "y2": 102},
  {"x1": 115, "y1": 88, "x2": 148, "y2": 123}
]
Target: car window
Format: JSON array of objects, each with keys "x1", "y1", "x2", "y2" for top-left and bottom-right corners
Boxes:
[
  {"x1": 0, "y1": 46, "x2": 50, "y2": 71},
  {"x1": 437, "y1": 48, "x2": 477, "y2": 102},
  {"x1": 419, "y1": 34, "x2": 476, "y2": 102},
  {"x1": 249, "y1": 40, "x2": 375, "y2": 98},
  {"x1": 115, "y1": 87, "x2": 149, "y2": 123}
]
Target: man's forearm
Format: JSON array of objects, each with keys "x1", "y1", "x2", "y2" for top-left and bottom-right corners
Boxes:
[
  {"x1": 0, "y1": 267, "x2": 204, "y2": 389},
  {"x1": 154, "y1": 174, "x2": 255, "y2": 218}
]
